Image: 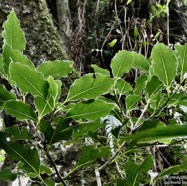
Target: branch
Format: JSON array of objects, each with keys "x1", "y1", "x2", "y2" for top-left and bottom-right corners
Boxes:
[{"x1": 98, "y1": 141, "x2": 126, "y2": 171}]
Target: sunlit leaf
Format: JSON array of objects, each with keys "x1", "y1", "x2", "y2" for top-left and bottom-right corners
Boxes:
[
  {"x1": 3, "y1": 44, "x2": 34, "y2": 75},
  {"x1": 36, "y1": 60, "x2": 73, "y2": 78},
  {"x1": 132, "y1": 52, "x2": 150, "y2": 73},
  {"x1": 151, "y1": 43, "x2": 177, "y2": 87},
  {"x1": 175, "y1": 43, "x2": 187, "y2": 82},
  {"x1": 66, "y1": 73, "x2": 113, "y2": 101},
  {"x1": 2, "y1": 10, "x2": 26, "y2": 51},
  {"x1": 10, "y1": 62, "x2": 49, "y2": 98},
  {"x1": 91, "y1": 64, "x2": 110, "y2": 76},
  {"x1": 111, "y1": 50, "x2": 133, "y2": 77}
]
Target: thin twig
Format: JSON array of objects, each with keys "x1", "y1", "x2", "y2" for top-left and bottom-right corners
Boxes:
[
  {"x1": 95, "y1": 168, "x2": 102, "y2": 186},
  {"x1": 133, "y1": 99, "x2": 150, "y2": 130},
  {"x1": 43, "y1": 143, "x2": 67, "y2": 186},
  {"x1": 98, "y1": 141, "x2": 126, "y2": 171}
]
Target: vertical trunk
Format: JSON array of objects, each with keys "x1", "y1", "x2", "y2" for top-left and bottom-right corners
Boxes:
[{"x1": 56, "y1": 0, "x2": 72, "y2": 54}]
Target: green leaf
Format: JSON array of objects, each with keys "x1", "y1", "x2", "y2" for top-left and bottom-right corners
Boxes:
[
  {"x1": 48, "y1": 76, "x2": 59, "y2": 101},
  {"x1": 175, "y1": 43, "x2": 187, "y2": 82},
  {"x1": 134, "y1": 75, "x2": 148, "y2": 94},
  {"x1": 121, "y1": 125, "x2": 187, "y2": 143},
  {"x1": 3, "y1": 44, "x2": 34, "y2": 75},
  {"x1": 132, "y1": 52, "x2": 150, "y2": 73},
  {"x1": 78, "y1": 145, "x2": 110, "y2": 165},
  {"x1": 145, "y1": 76, "x2": 163, "y2": 98},
  {"x1": 108, "y1": 39, "x2": 117, "y2": 47},
  {"x1": 126, "y1": 95, "x2": 141, "y2": 112},
  {"x1": 154, "y1": 164, "x2": 187, "y2": 184},
  {"x1": 40, "y1": 165, "x2": 53, "y2": 175},
  {"x1": 66, "y1": 100, "x2": 115, "y2": 120},
  {"x1": 114, "y1": 78, "x2": 133, "y2": 95},
  {"x1": 91, "y1": 64, "x2": 110, "y2": 76},
  {"x1": 0, "y1": 85, "x2": 16, "y2": 111},
  {"x1": 39, "y1": 118, "x2": 72, "y2": 145},
  {"x1": 0, "y1": 168, "x2": 17, "y2": 181},
  {"x1": 111, "y1": 50, "x2": 133, "y2": 77},
  {"x1": 0, "y1": 55, "x2": 3, "y2": 73},
  {"x1": 2, "y1": 10, "x2": 26, "y2": 51},
  {"x1": 66, "y1": 73, "x2": 113, "y2": 101},
  {"x1": 9, "y1": 62, "x2": 49, "y2": 98},
  {"x1": 34, "y1": 96, "x2": 54, "y2": 118},
  {"x1": 4, "y1": 100, "x2": 37, "y2": 121},
  {"x1": 5, "y1": 126, "x2": 32, "y2": 140},
  {"x1": 151, "y1": 43, "x2": 177, "y2": 87},
  {"x1": 72, "y1": 122, "x2": 104, "y2": 139},
  {"x1": 124, "y1": 155, "x2": 153, "y2": 186},
  {"x1": 0, "y1": 132, "x2": 40, "y2": 175},
  {"x1": 36, "y1": 60, "x2": 73, "y2": 78}
]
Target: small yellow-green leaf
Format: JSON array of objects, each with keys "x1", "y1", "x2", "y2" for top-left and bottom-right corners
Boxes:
[{"x1": 108, "y1": 39, "x2": 117, "y2": 47}]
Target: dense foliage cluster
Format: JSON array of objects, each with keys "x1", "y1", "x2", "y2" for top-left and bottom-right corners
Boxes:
[{"x1": 1, "y1": 9, "x2": 187, "y2": 186}]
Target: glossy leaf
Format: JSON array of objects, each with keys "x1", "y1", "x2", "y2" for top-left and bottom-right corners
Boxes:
[
  {"x1": 91, "y1": 64, "x2": 110, "y2": 76},
  {"x1": 151, "y1": 43, "x2": 177, "y2": 87},
  {"x1": 0, "y1": 85, "x2": 16, "y2": 111},
  {"x1": 145, "y1": 76, "x2": 163, "y2": 98},
  {"x1": 66, "y1": 73, "x2": 113, "y2": 101},
  {"x1": 111, "y1": 50, "x2": 133, "y2": 77},
  {"x1": 4, "y1": 100, "x2": 37, "y2": 121},
  {"x1": 132, "y1": 52, "x2": 150, "y2": 73},
  {"x1": 10, "y1": 62, "x2": 49, "y2": 98},
  {"x1": 0, "y1": 132, "x2": 40, "y2": 175},
  {"x1": 36, "y1": 60, "x2": 73, "y2": 78},
  {"x1": 66, "y1": 100, "x2": 115, "y2": 120},
  {"x1": 3, "y1": 44, "x2": 34, "y2": 75},
  {"x1": 126, "y1": 95, "x2": 141, "y2": 112},
  {"x1": 175, "y1": 43, "x2": 187, "y2": 81},
  {"x1": 134, "y1": 75, "x2": 148, "y2": 94},
  {"x1": 2, "y1": 10, "x2": 26, "y2": 51}
]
